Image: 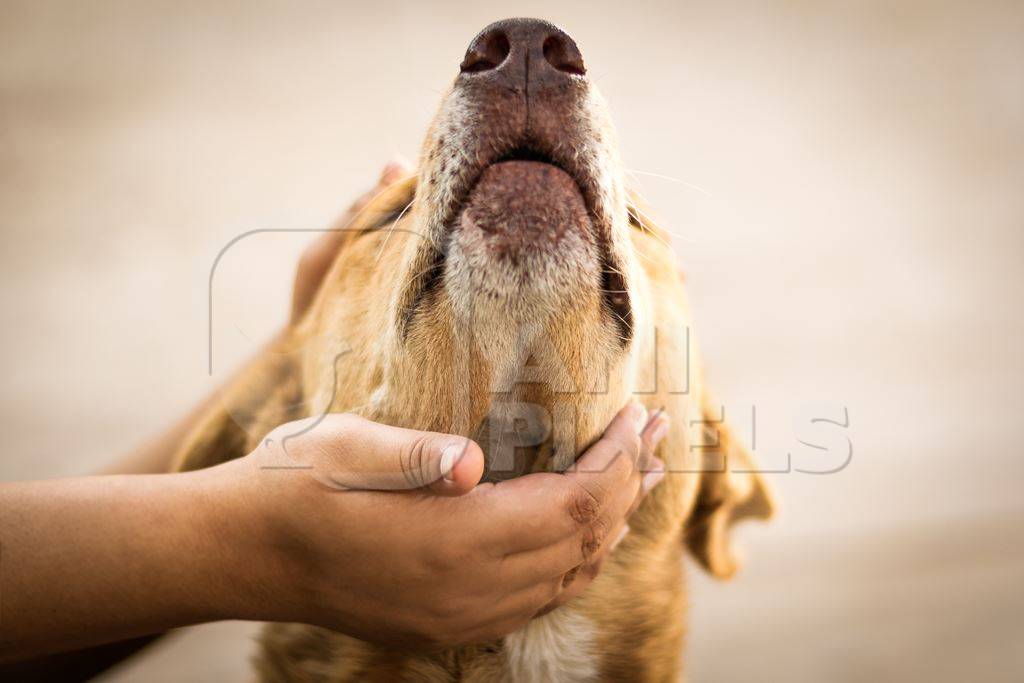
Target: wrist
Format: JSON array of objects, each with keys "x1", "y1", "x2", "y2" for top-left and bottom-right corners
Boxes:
[
  {"x1": 179, "y1": 462, "x2": 274, "y2": 624},
  {"x1": 197, "y1": 457, "x2": 314, "y2": 626}
]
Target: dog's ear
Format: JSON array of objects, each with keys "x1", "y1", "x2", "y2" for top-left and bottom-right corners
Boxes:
[
  {"x1": 684, "y1": 395, "x2": 776, "y2": 579},
  {"x1": 173, "y1": 342, "x2": 302, "y2": 472}
]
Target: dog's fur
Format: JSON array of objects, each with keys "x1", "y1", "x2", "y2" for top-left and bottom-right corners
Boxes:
[{"x1": 175, "y1": 18, "x2": 773, "y2": 681}]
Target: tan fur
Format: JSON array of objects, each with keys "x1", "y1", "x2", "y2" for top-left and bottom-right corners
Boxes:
[{"x1": 174, "y1": 53, "x2": 774, "y2": 682}]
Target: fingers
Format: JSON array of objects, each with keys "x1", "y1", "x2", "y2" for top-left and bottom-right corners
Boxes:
[
  {"x1": 475, "y1": 403, "x2": 670, "y2": 616},
  {"x1": 626, "y1": 409, "x2": 669, "y2": 517},
  {"x1": 558, "y1": 403, "x2": 647, "y2": 553},
  {"x1": 562, "y1": 402, "x2": 649, "y2": 531},
  {"x1": 545, "y1": 551, "x2": 603, "y2": 611},
  {"x1": 570, "y1": 402, "x2": 647, "y2": 483},
  {"x1": 455, "y1": 584, "x2": 557, "y2": 644},
  {"x1": 562, "y1": 407, "x2": 669, "y2": 571},
  {"x1": 260, "y1": 414, "x2": 484, "y2": 495},
  {"x1": 475, "y1": 402, "x2": 670, "y2": 558}
]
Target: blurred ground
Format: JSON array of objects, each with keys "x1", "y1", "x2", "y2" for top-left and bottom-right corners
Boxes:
[{"x1": 1, "y1": 1, "x2": 1022, "y2": 681}]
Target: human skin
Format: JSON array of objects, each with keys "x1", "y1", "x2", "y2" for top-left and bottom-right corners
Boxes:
[
  {"x1": 0, "y1": 160, "x2": 668, "y2": 664},
  {"x1": 0, "y1": 400, "x2": 667, "y2": 662}
]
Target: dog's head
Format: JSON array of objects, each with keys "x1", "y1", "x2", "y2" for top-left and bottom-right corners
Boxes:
[
  {"x1": 405, "y1": 17, "x2": 631, "y2": 343},
  {"x1": 187, "y1": 18, "x2": 773, "y2": 578},
  {"x1": 294, "y1": 19, "x2": 643, "y2": 481}
]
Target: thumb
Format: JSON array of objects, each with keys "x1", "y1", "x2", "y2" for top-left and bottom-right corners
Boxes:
[{"x1": 262, "y1": 414, "x2": 484, "y2": 496}]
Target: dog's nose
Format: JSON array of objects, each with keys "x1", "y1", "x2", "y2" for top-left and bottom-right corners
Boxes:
[{"x1": 459, "y1": 18, "x2": 585, "y2": 86}]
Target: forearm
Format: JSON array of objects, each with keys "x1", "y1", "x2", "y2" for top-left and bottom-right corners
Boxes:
[{"x1": 0, "y1": 468, "x2": 259, "y2": 661}]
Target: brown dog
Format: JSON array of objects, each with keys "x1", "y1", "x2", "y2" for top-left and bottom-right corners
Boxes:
[{"x1": 176, "y1": 17, "x2": 773, "y2": 682}]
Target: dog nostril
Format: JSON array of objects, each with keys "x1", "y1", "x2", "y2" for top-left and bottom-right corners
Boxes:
[
  {"x1": 542, "y1": 34, "x2": 585, "y2": 76},
  {"x1": 460, "y1": 30, "x2": 511, "y2": 74}
]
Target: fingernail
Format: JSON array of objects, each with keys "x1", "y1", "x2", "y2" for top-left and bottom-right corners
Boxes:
[
  {"x1": 610, "y1": 524, "x2": 630, "y2": 551},
  {"x1": 632, "y1": 403, "x2": 648, "y2": 434},
  {"x1": 439, "y1": 443, "x2": 462, "y2": 484},
  {"x1": 642, "y1": 469, "x2": 665, "y2": 493}
]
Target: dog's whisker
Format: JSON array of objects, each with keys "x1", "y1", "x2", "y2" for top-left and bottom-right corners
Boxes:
[
  {"x1": 628, "y1": 204, "x2": 701, "y2": 246},
  {"x1": 374, "y1": 199, "x2": 416, "y2": 263},
  {"x1": 602, "y1": 261, "x2": 630, "y2": 280},
  {"x1": 625, "y1": 167, "x2": 712, "y2": 197},
  {"x1": 397, "y1": 254, "x2": 448, "y2": 286},
  {"x1": 626, "y1": 207, "x2": 673, "y2": 252},
  {"x1": 337, "y1": 172, "x2": 419, "y2": 232},
  {"x1": 627, "y1": 207, "x2": 669, "y2": 245},
  {"x1": 607, "y1": 306, "x2": 634, "y2": 339}
]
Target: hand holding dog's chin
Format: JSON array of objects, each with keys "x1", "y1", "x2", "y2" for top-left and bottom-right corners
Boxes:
[{"x1": 205, "y1": 403, "x2": 668, "y2": 651}]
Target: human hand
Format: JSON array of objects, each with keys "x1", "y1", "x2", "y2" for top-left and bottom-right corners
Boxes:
[
  {"x1": 209, "y1": 401, "x2": 668, "y2": 650},
  {"x1": 289, "y1": 157, "x2": 414, "y2": 325}
]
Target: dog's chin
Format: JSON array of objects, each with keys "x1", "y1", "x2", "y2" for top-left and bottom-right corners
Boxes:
[{"x1": 445, "y1": 160, "x2": 602, "y2": 318}]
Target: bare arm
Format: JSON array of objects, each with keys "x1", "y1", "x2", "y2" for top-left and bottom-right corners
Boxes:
[
  {"x1": 0, "y1": 403, "x2": 668, "y2": 662},
  {"x1": 0, "y1": 160, "x2": 415, "y2": 677},
  {"x1": 0, "y1": 469, "x2": 244, "y2": 660}
]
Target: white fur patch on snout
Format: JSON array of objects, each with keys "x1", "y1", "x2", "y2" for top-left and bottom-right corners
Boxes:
[{"x1": 503, "y1": 609, "x2": 598, "y2": 683}]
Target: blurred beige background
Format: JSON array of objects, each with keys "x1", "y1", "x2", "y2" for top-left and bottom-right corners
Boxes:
[{"x1": 2, "y1": 0, "x2": 1022, "y2": 681}]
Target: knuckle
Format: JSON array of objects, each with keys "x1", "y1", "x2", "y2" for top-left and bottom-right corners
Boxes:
[
  {"x1": 566, "y1": 485, "x2": 601, "y2": 526},
  {"x1": 424, "y1": 542, "x2": 461, "y2": 573},
  {"x1": 579, "y1": 516, "x2": 609, "y2": 560},
  {"x1": 399, "y1": 434, "x2": 435, "y2": 488}
]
